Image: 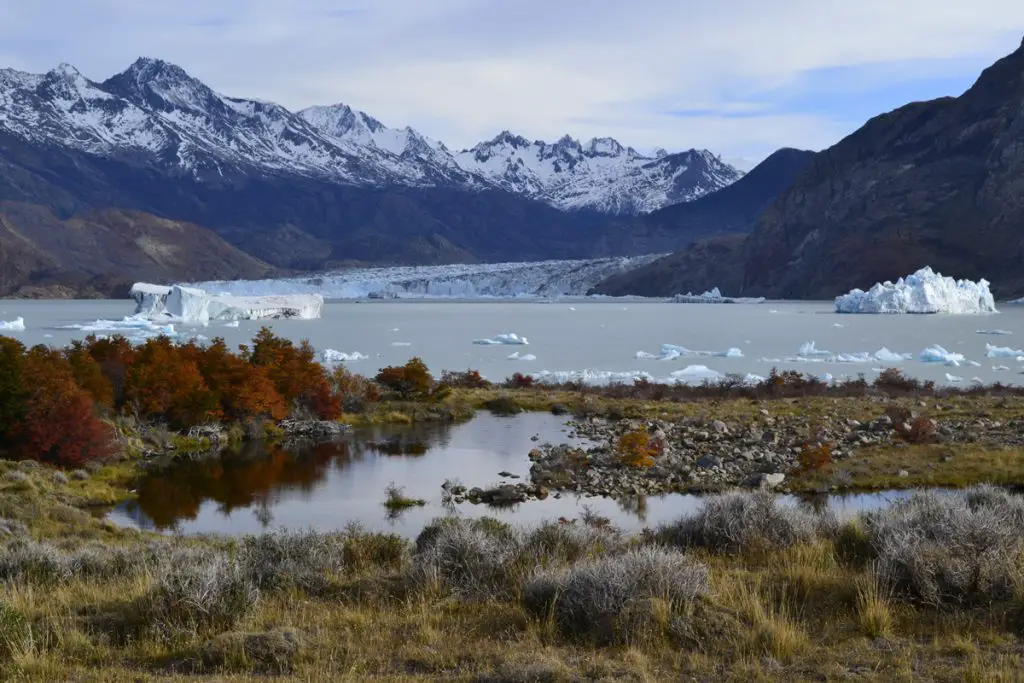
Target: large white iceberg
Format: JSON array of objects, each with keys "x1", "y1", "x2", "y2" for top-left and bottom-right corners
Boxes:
[
  {"x1": 130, "y1": 283, "x2": 324, "y2": 324},
  {"x1": 0, "y1": 317, "x2": 25, "y2": 331},
  {"x1": 834, "y1": 267, "x2": 997, "y2": 314}
]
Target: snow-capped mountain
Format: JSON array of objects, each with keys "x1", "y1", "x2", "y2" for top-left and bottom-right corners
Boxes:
[
  {"x1": 0, "y1": 58, "x2": 741, "y2": 214},
  {"x1": 454, "y1": 132, "x2": 743, "y2": 213}
]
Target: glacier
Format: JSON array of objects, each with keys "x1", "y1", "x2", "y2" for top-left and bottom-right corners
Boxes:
[
  {"x1": 130, "y1": 283, "x2": 323, "y2": 324},
  {"x1": 671, "y1": 287, "x2": 766, "y2": 304},
  {"x1": 189, "y1": 255, "x2": 664, "y2": 301},
  {"x1": 834, "y1": 267, "x2": 997, "y2": 314},
  {"x1": 0, "y1": 317, "x2": 25, "y2": 331}
]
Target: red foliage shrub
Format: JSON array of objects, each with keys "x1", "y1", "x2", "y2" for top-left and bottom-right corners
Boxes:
[
  {"x1": 84, "y1": 335, "x2": 136, "y2": 408},
  {"x1": 797, "y1": 440, "x2": 834, "y2": 474},
  {"x1": 440, "y1": 369, "x2": 491, "y2": 389},
  {"x1": 63, "y1": 341, "x2": 115, "y2": 410},
  {"x1": 507, "y1": 372, "x2": 534, "y2": 389},
  {"x1": 10, "y1": 347, "x2": 113, "y2": 467},
  {"x1": 248, "y1": 328, "x2": 339, "y2": 419},
  {"x1": 125, "y1": 337, "x2": 218, "y2": 429},
  {"x1": 331, "y1": 365, "x2": 381, "y2": 412},
  {"x1": 616, "y1": 429, "x2": 660, "y2": 467},
  {"x1": 189, "y1": 339, "x2": 288, "y2": 421},
  {"x1": 375, "y1": 357, "x2": 434, "y2": 400}
]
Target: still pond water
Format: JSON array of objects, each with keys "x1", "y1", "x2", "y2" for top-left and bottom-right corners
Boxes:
[{"x1": 107, "y1": 413, "x2": 916, "y2": 537}]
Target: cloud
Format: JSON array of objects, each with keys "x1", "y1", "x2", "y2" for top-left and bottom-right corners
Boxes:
[{"x1": 1, "y1": 0, "x2": 1023, "y2": 159}]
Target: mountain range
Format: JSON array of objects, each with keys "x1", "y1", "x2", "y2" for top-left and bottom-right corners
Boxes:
[
  {"x1": 0, "y1": 57, "x2": 749, "y2": 295},
  {"x1": 597, "y1": 37, "x2": 1024, "y2": 300}
]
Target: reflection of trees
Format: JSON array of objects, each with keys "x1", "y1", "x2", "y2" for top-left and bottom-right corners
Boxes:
[
  {"x1": 128, "y1": 421, "x2": 457, "y2": 530},
  {"x1": 616, "y1": 495, "x2": 648, "y2": 522}
]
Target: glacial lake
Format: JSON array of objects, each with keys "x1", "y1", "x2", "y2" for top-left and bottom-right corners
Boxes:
[
  {"x1": 2, "y1": 299, "x2": 1024, "y2": 387},
  {"x1": 106, "y1": 413, "x2": 918, "y2": 537}
]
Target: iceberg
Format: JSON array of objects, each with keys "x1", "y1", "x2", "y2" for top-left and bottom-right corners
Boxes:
[
  {"x1": 130, "y1": 283, "x2": 324, "y2": 324},
  {"x1": 636, "y1": 343, "x2": 743, "y2": 360},
  {"x1": 985, "y1": 344, "x2": 1024, "y2": 358},
  {"x1": 977, "y1": 329, "x2": 1012, "y2": 336},
  {"x1": 0, "y1": 317, "x2": 25, "y2": 331},
  {"x1": 506, "y1": 352, "x2": 537, "y2": 361},
  {"x1": 671, "y1": 287, "x2": 766, "y2": 304},
  {"x1": 834, "y1": 267, "x2": 997, "y2": 314},
  {"x1": 473, "y1": 333, "x2": 529, "y2": 346},
  {"x1": 320, "y1": 349, "x2": 368, "y2": 363},
  {"x1": 920, "y1": 345, "x2": 966, "y2": 366}
]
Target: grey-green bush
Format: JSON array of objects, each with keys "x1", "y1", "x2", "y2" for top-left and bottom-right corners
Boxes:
[{"x1": 522, "y1": 547, "x2": 709, "y2": 644}]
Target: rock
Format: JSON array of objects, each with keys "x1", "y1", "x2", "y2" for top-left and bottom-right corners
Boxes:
[
  {"x1": 279, "y1": 419, "x2": 348, "y2": 439},
  {"x1": 696, "y1": 455, "x2": 721, "y2": 469},
  {"x1": 764, "y1": 473, "x2": 785, "y2": 487},
  {"x1": 71, "y1": 469, "x2": 90, "y2": 481},
  {"x1": 898, "y1": 469, "x2": 909, "y2": 478},
  {"x1": 712, "y1": 420, "x2": 729, "y2": 434},
  {"x1": 550, "y1": 403, "x2": 570, "y2": 415},
  {"x1": 52, "y1": 471, "x2": 69, "y2": 485}
]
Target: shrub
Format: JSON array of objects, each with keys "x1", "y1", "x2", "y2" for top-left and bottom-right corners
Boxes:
[
  {"x1": 375, "y1": 357, "x2": 434, "y2": 400},
  {"x1": 797, "y1": 440, "x2": 834, "y2": 473},
  {"x1": 331, "y1": 365, "x2": 380, "y2": 413},
  {"x1": 520, "y1": 522, "x2": 628, "y2": 567},
  {"x1": 63, "y1": 341, "x2": 115, "y2": 410},
  {"x1": 142, "y1": 554, "x2": 259, "y2": 635},
  {"x1": 125, "y1": 337, "x2": 218, "y2": 429},
  {"x1": 657, "y1": 490, "x2": 833, "y2": 554},
  {"x1": 248, "y1": 328, "x2": 339, "y2": 420},
  {"x1": 506, "y1": 372, "x2": 534, "y2": 389},
  {"x1": 84, "y1": 334, "x2": 136, "y2": 407},
  {"x1": 0, "y1": 540, "x2": 72, "y2": 585},
  {"x1": 192, "y1": 340, "x2": 288, "y2": 422},
  {"x1": 897, "y1": 416, "x2": 937, "y2": 444},
  {"x1": 0, "y1": 337, "x2": 28, "y2": 442},
  {"x1": 522, "y1": 547, "x2": 709, "y2": 644},
  {"x1": 238, "y1": 529, "x2": 346, "y2": 595},
  {"x1": 865, "y1": 487, "x2": 1024, "y2": 607},
  {"x1": 440, "y1": 369, "x2": 490, "y2": 389},
  {"x1": 616, "y1": 429, "x2": 660, "y2": 468},
  {"x1": 0, "y1": 601, "x2": 31, "y2": 658},
  {"x1": 7, "y1": 348, "x2": 112, "y2": 467},
  {"x1": 196, "y1": 628, "x2": 303, "y2": 676},
  {"x1": 410, "y1": 518, "x2": 522, "y2": 600}
]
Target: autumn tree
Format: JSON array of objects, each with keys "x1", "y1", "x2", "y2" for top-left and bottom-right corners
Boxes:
[
  {"x1": 124, "y1": 337, "x2": 218, "y2": 429},
  {"x1": 248, "y1": 328, "x2": 339, "y2": 419}
]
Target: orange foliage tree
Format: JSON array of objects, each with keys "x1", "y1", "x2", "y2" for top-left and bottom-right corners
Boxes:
[
  {"x1": 616, "y1": 429, "x2": 660, "y2": 468},
  {"x1": 375, "y1": 357, "x2": 434, "y2": 400},
  {"x1": 187, "y1": 339, "x2": 288, "y2": 422},
  {"x1": 9, "y1": 346, "x2": 113, "y2": 467},
  {"x1": 124, "y1": 337, "x2": 218, "y2": 429},
  {"x1": 64, "y1": 340, "x2": 115, "y2": 410},
  {"x1": 246, "y1": 328, "x2": 339, "y2": 419}
]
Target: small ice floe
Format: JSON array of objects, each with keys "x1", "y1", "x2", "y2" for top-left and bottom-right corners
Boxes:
[
  {"x1": 798, "y1": 341, "x2": 831, "y2": 357},
  {"x1": 223, "y1": 321, "x2": 240, "y2": 328},
  {"x1": 833, "y1": 323, "x2": 845, "y2": 328},
  {"x1": 320, "y1": 349, "x2": 368, "y2": 363},
  {"x1": 0, "y1": 317, "x2": 25, "y2": 331},
  {"x1": 993, "y1": 365, "x2": 1011, "y2": 372},
  {"x1": 569, "y1": 307, "x2": 576, "y2": 311},
  {"x1": 635, "y1": 343, "x2": 743, "y2": 360},
  {"x1": 391, "y1": 342, "x2": 412, "y2": 347},
  {"x1": 967, "y1": 360, "x2": 982, "y2": 368},
  {"x1": 945, "y1": 373, "x2": 963, "y2": 383},
  {"x1": 769, "y1": 309, "x2": 779, "y2": 314},
  {"x1": 985, "y1": 344, "x2": 1024, "y2": 358},
  {"x1": 392, "y1": 328, "x2": 400, "y2": 332},
  {"x1": 43, "y1": 334, "x2": 53, "y2": 339},
  {"x1": 920, "y1": 345, "x2": 966, "y2": 366},
  {"x1": 506, "y1": 352, "x2": 537, "y2": 361},
  {"x1": 473, "y1": 333, "x2": 529, "y2": 346},
  {"x1": 977, "y1": 329, "x2": 1012, "y2": 336}
]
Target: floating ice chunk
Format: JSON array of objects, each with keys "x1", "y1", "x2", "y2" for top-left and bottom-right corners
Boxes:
[
  {"x1": 320, "y1": 349, "x2": 368, "y2": 363},
  {"x1": 473, "y1": 333, "x2": 529, "y2": 345},
  {"x1": 669, "y1": 365, "x2": 724, "y2": 381},
  {"x1": 977, "y1": 329, "x2": 1012, "y2": 336},
  {"x1": 506, "y1": 352, "x2": 537, "y2": 361},
  {"x1": 43, "y1": 334, "x2": 53, "y2": 339},
  {"x1": 744, "y1": 373, "x2": 767, "y2": 384},
  {"x1": 0, "y1": 317, "x2": 25, "y2": 331},
  {"x1": 223, "y1": 321, "x2": 240, "y2": 328},
  {"x1": 530, "y1": 370, "x2": 656, "y2": 386},
  {"x1": 833, "y1": 323, "x2": 845, "y2": 328},
  {"x1": 945, "y1": 373, "x2": 963, "y2": 383},
  {"x1": 130, "y1": 283, "x2": 323, "y2": 324},
  {"x1": 798, "y1": 341, "x2": 831, "y2": 357},
  {"x1": 874, "y1": 347, "x2": 913, "y2": 363},
  {"x1": 834, "y1": 267, "x2": 997, "y2": 314},
  {"x1": 391, "y1": 342, "x2": 411, "y2": 347},
  {"x1": 671, "y1": 287, "x2": 766, "y2": 304},
  {"x1": 994, "y1": 365, "x2": 1011, "y2": 372},
  {"x1": 920, "y1": 345, "x2": 965, "y2": 365},
  {"x1": 968, "y1": 360, "x2": 982, "y2": 368},
  {"x1": 636, "y1": 344, "x2": 743, "y2": 360},
  {"x1": 985, "y1": 344, "x2": 1024, "y2": 358}
]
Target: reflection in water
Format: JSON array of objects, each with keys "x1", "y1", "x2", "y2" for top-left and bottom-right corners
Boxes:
[
  {"x1": 122, "y1": 421, "x2": 457, "y2": 532},
  {"x1": 108, "y1": 414, "x2": 927, "y2": 538}
]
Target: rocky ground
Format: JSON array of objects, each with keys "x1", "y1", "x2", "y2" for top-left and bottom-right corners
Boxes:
[{"x1": 449, "y1": 405, "x2": 1022, "y2": 505}]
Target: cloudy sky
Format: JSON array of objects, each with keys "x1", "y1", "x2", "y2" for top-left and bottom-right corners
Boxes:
[{"x1": 3, "y1": 1, "x2": 1024, "y2": 164}]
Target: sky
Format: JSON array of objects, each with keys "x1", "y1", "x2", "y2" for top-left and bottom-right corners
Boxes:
[{"x1": 2, "y1": 1, "x2": 1024, "y2": 165}]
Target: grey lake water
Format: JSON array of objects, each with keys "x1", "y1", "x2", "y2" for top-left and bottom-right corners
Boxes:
[
  {"x1": 106, "y1": 412, "x2": 916, "y2": 537},
  {"x1": 2, "y1": 299, "x2": 1023, "y2": 386},
  {"x1": 0, "y1": 298, "x2": 1014, "y2": 536}
]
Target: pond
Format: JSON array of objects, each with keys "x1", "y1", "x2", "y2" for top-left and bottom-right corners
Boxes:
[{"x1": 107, "y1": 413, "x2": 920, "y2": 537}]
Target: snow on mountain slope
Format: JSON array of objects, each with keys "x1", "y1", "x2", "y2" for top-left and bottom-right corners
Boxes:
[
  {"x1": 0, "y1": 57, "x2": 741, "y2": 214},
  {"x1": 453, "y1": 132, "x2": 743, "y2": 213},
  {"x1": 189, "y1": 255, "x2": 665, "y2": 300}
]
